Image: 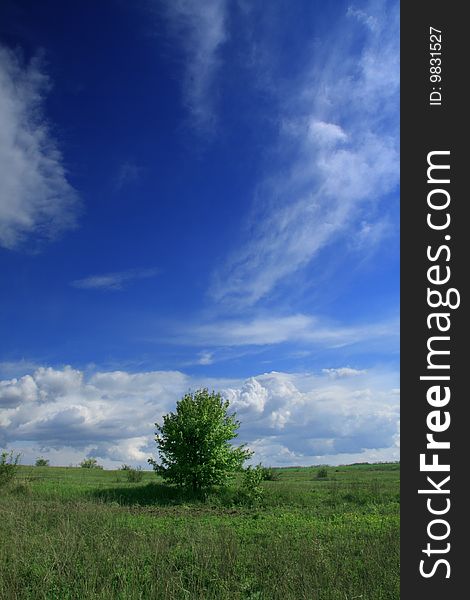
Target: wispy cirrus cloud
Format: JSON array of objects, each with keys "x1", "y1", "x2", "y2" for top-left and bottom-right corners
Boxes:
[
  {"x1": 196, "y1": 351, "x2": 214, "y2": 365},
  {"x1": 169, "y1": 313, "x2": 399, "y2": 350},
  {"x1": 158, "y1": 0, "x2": 228, "y2": 131},
  {"x1": 0, "y1": 46, "x2": 80, "y2": 250},
  {"x1": 71, "y1": 268, "x2": 158, "y2": 291},
  {"x1": 210, "y1": 0, "x2": 399, "y2": 308}
]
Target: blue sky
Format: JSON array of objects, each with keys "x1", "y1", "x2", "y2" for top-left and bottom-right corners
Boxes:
[{"x1": 0, "y1": 0, "x2": 399, "y2": 468}]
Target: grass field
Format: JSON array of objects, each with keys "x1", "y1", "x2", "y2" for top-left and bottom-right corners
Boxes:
[{"x1": 0, "y1": 463, "x2": 399, "y2": 600}]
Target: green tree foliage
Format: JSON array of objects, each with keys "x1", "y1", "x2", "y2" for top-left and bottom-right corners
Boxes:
[
  {"x1": 126, "y1": 468, "x2": 144, "y2": 483},
  {"x1": 79, "y1": 457, "x2": 102, "y2": 469},
  {"x1": 0, "y1": 450, "x2": 21, "y2": 487},
  {"x1": 149, "y1": 388, "x2": 252, "y2": 492},
  {"x1": 35, "y1": 457, "x2": 50, "y2": 467},
  {"x1": 120, "y1": 465, "x2": 144, "y2": 482},
  {"x1": 241, "y1": 464, "x2": 265, "y2": 504},
  {"x1": 258, "y1": 465, "x2": 280, "y2": 481}
]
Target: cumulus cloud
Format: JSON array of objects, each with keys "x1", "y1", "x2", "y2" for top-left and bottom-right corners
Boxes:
[
  {"x1": 223, "y1": 377, "x2": 268, "y2": 414},
  {"x1": 223, "y1": 370, "x2": 399, "y2": 459},
  {"x1": 0, "y1": 364, "x2": 399, "y2": 467},
  {"x1": 159, "y1": 0, "x2": 228, "y2": 130},
  {"x1": 0, "y1": 374, "x2": 38, "y2": 408},
  {"x1": 210, "y1": 0, "x2": 399, "y2": 307},
  {"x1": 0, "y1": 367, "x2": 190, "y2": 451},
  {"x1": 71, "y1": 268, "x2": 158, "y2": 291},
  {"x1": 0, "y1": 46, "x2": 80, "y2": 250}
]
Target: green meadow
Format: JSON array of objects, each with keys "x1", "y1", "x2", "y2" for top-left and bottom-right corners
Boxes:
[{"x1": 0, "y1": 463, "x2": 399, "y2": 600}]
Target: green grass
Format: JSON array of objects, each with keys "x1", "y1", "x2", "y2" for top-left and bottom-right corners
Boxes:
[{"x1": 0, "y1": 463, "x2": 399, "y2": 599}]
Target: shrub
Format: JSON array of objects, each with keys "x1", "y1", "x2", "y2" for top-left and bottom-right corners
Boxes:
[
  {"x1": 125, "y1": 467, "x2": 144, "y2": 483},
  {"x1": 35, "y1": 457, "x2": 50, "y2": 467},
  {"x1": 79, "y1": 458, "x2": 102, "y2": 469},
  {"x1": 11, "y1": 481, "x2": 32, "y2": 496},
  {"x1": 240, "y1": 465, "x2": 264, "y2": 505},
  {"x1": 317, "y1": 467, "x2": 328, "y2": 479},
  {"x1": 258, "y1": 465, "x2": 280, "y2": 481},
  {"x1": 120, "y1": 464, "x2": 132, "y2": 471},
  {"x1": 0, "y1": 450, "x2": 21, "y2": 487}
]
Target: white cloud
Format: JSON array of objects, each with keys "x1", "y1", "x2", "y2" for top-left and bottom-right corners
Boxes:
[
  {"x1": 352, "y1": 218, "x2": 393, "y2": 253},
  {"x1": 223, "y1": 377, "x2": 268, "y2": 414},
  {"x1": 0, "y1": 46, "x2": 80, "y2": 250},
  {"x1": 0, "y1": 374, "x2": 38, "y2": 408},
  {"x1": 226, "y1": 369, "x2": 399, "y2": 461},
  {"x1": 1, "y1": 364, "x2": 399, "y2": 468},
  {"x1": 307, "y1": 119, "x2": 348, "y2": 146},
  {"x1": 160, "y1": 0, "x2": 228, "y2": 130},
  {"x1": 210, "y1": 1, "x2": 399, "y2": 307},
  {"x1": 175, "y1": 313, "x2": 398, "y2": 349},
  {"x1": 197, "y1": 351, "x2": 214, "y2": 365},
  {"x1": 71, "y1": 268, "x2": 158, "y2": 291},
  {"x1": 34, "y1": 365, "x2": 84, "y2": 397},
  {"x1": 347, "y1": 6, "x2": 379, "y2": 32},
  {"x1": 322, "y1": 367, "x2": 367, "y2": 379}
]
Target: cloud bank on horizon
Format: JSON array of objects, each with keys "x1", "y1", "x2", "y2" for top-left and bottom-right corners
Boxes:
[
  {"x1": 0, "y1": 0, "x2": 399, "y2": 467},
  {"x1": 0, "y1": 365, "x2": 399, "y2": 468}
]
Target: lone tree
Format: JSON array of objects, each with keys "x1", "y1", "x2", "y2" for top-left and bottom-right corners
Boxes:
[{"x1": 149, "y1": 388, "x2": 252, "y2": 492}]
